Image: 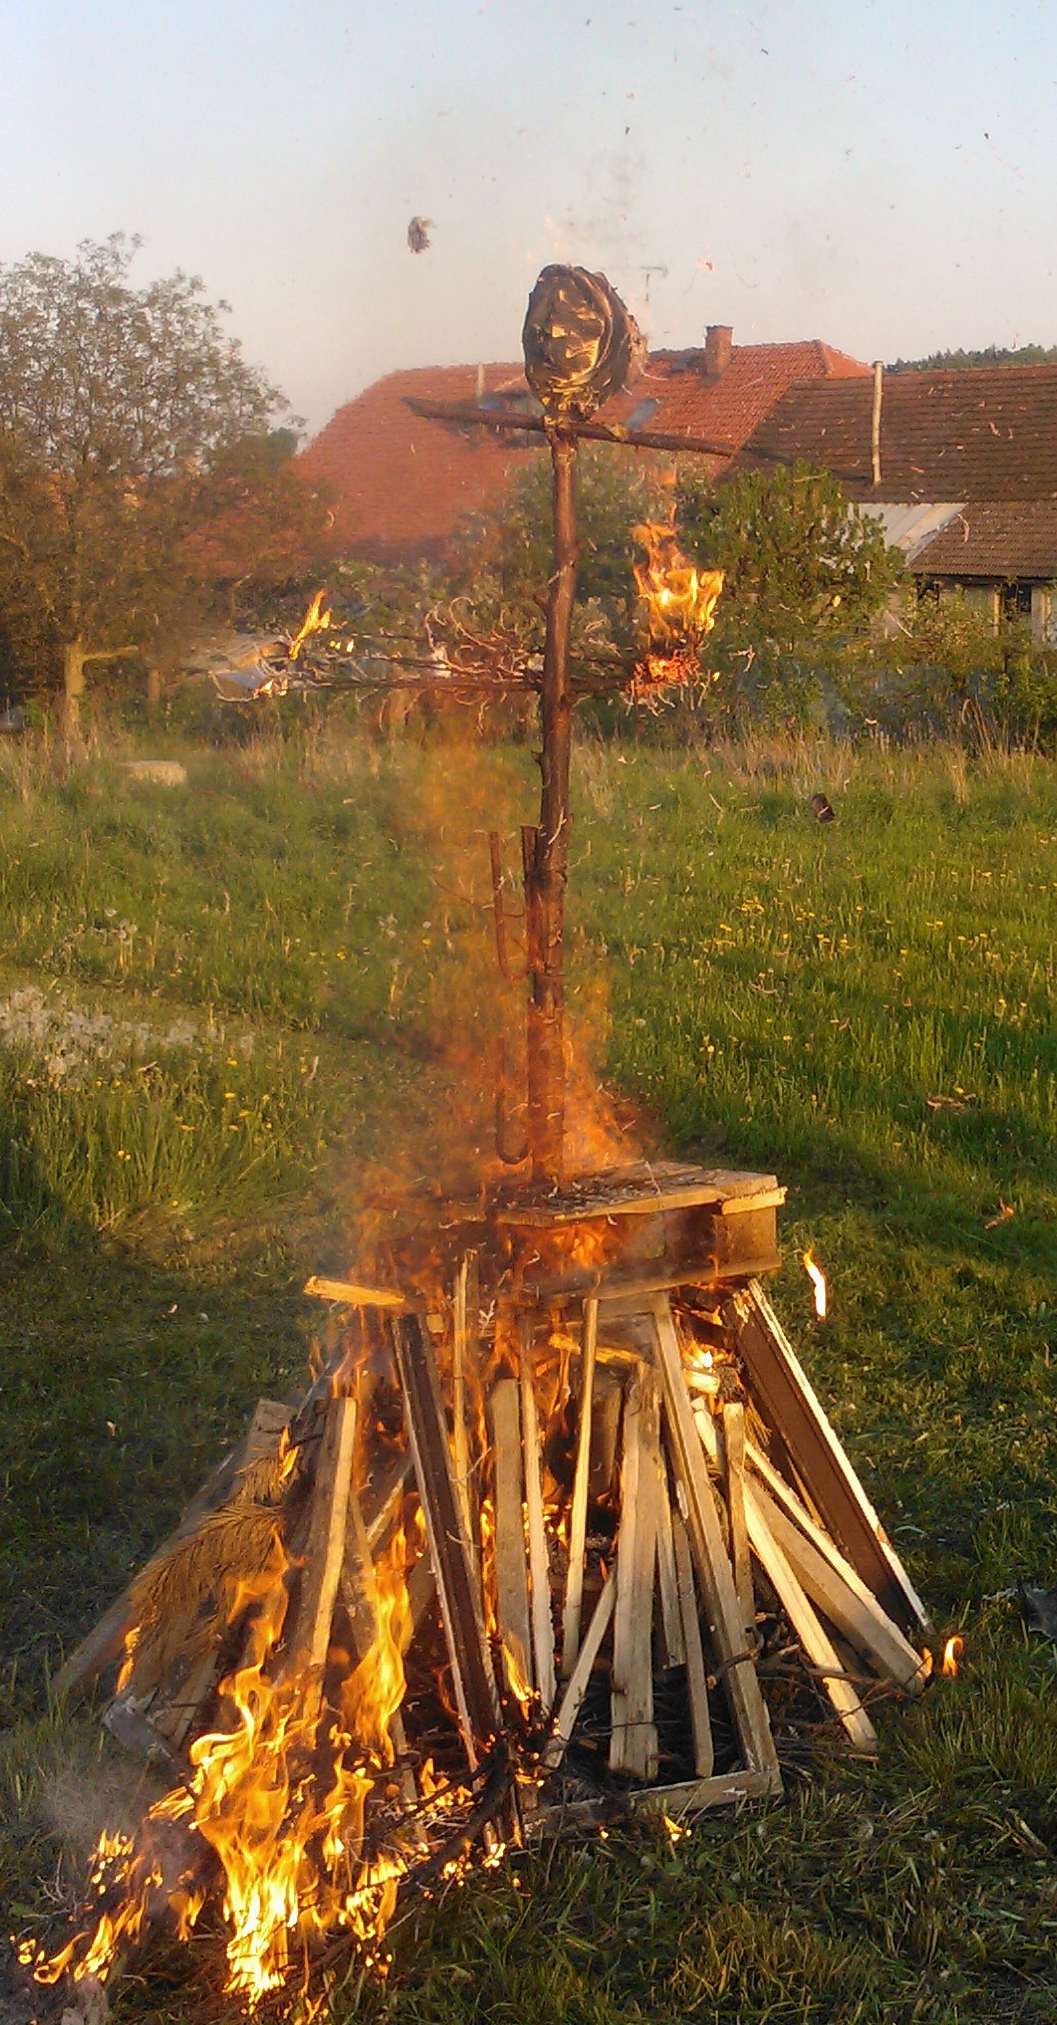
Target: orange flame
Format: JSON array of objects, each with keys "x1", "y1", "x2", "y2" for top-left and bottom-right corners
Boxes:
[
  {"x1": 802, "y1": 1249, "x2": 827, "y2": 1320},
  {"x1": 632, "y1": 519, "x2": 723, "y2": 694},
  {"x1": 289, "y1": 587, "x2": 333, "y2": 662},
  {"x1": 940, "y1": 1634, "x2": 963, "y2": 1677},
  {"x1": 24, "y1": 1526, "x2": 415, "y2": 2007}
]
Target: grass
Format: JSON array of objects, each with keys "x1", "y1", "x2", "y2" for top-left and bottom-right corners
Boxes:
[{"x1": 2, "y1": 719, "x2": 1057, "y2": 2022}]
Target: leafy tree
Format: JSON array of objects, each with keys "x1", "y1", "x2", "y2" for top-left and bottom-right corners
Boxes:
[
  {"x1": 0, "y1": 234, "x2": 317, "y2": 728},
  {"x1": 676, "y1": 461, "x2": 902, "y2": 653}
]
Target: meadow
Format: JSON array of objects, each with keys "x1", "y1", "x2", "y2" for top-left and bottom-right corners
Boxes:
[{"x1": 2, "y1": 717, "x2": 1057, "y2": 2023}]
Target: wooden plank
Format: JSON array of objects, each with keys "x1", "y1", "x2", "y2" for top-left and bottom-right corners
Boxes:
[
  {"x1": 496, "y1": 1165, "x2": 781, "y2": 1225},
  {"x1": 650, "y1": 1298, "x2": 779, "y2": 1778},
  {"x1": 451, "y1": 1254, "x2": 479, "y2": 1575},
  {"x1": 743, "y1": 1435, "x2": 926, "y2": 1690},
  {"x1": 722, "y1": 1402, "x2": 755, "y2": 1638},
  {"x1": 341, "y1": 1477, "x2": 422, "y2": 1828},
  {"x1": 304, "y1": 1274, "x2": 409, "y2": 1311},
  {"x1": 610, "y1": 1376, "x2": 658, "y2": 1778},
  {"x1": 364, "y1": 1451, "x2": 413, "y2": 1550},
  {"x1": 491, "y1": 1377, "x2": 533, "y2": 1702},
  {"x1": 625, "y1": 1375, "x2": 660, "y2": 1780},
  {"x1": 530, "y1": 1765, "x2": 781, "y2": 1835},
  {"x1": 750, "y1": 1478, "x2": 928, "y2": 1692},
  {"x1": 543, "y1": 1567, "x2": 617, "y2": 1772},
  {"x1": 609, "y1": 1376, "x2": 639, "y2": 1773},
  {"x1": 560, "y1": 1296, "x2": 598, "y2": 1677},
  {"x1": 288, "y1": 1394, "x2": 358, "y2": 1674},
  {"x1": 732, "y1": 1282, "x2": 930, "y2": 1632},
  {"x1": 520, "y1": 1326, "x2": 557, "y2": 1711},
  {"x1": 651, "y1": 1407, "x2": 685, "y2": 1667},
  {"x1": 741, "y1": 1473, "x2": 878, "y2": 1753},
  {"x1": 671, "y1": 1507, "x2": 713, "y2": 1777},
  {"x1": 390, "y1": 1314, "x2": 499, "y2": 1769}
]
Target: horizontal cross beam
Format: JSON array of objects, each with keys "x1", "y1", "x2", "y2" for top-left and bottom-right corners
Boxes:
[
  {"x1": 406, "y1": 395, "x2": 738, "y2": 459},
  {"x1": 405, "y1": 396, "x2": 861, "y2": 482}
]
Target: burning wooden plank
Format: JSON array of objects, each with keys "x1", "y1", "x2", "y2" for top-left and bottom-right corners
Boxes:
[
  {"x1": 560, "y1": 1296, "x2": 598, "y2": 1677},
  {"x1": 389, "y1": 1313, "x2": 499, "y2": 1769},
  {"x1": 491, "y1": 1376, "x2": 533, "y2": 1704},
  {"x1": 520, "y1": 1329, "x2": 557, "y2": 1712}
]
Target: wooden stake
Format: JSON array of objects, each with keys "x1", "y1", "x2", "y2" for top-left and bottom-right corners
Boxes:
[
  {"x1": 543, "y1": 1566, "x2": 616, "y2": 1773},
  {"x1": 520, "y1": 1323, "x2": 557, "y2": 1711},
  {"x1": 560, "y1": 1296, "x2": 598, "y2": 1677},
  {"x1": 671, "y1": 1509, "x2": 714, "y2": 1777},
  {"x1": 491, "y1": 1376, "x2": 533, "y2": 1701},
  {"x1": 721, "y1": 1401, "x2": 754, "y2": 1639},
  {"x1": 650, "y1": 1297, "x2": 779, "y2": 1778}
]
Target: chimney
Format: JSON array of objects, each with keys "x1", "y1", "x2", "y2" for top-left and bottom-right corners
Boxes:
[
  {"x1": 704, "y1": 324, "x2": 733, "y2": 376},
  {"x1": 871, "y1": 360, "x2": 884, "y2": 486},
  {"x1": 476, "y1": 363, "x2": 486, "y2": 404}
]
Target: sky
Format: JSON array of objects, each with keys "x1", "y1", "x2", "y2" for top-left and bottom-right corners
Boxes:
[{"x1": 1, "y1": 0, "x2": 1055, "y2": 438}]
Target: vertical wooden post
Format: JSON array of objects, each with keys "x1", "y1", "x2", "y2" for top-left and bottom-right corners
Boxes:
[{"x1": 525, "y1": 429, "x2": 578, "y2": 1184}]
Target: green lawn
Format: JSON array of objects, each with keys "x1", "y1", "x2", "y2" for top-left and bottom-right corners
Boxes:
[{"x1": 2, "y1": 721, "x2": 1057, "y2": 2023}]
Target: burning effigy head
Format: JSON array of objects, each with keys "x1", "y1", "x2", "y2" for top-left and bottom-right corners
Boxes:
[{"x1": 522, "y1": 264, "x2": 646, "y2": 422}]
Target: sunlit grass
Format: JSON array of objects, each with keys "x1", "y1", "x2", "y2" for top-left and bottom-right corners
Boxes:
[{"x1": 2, "y1": 721, "x2": 1057, "y2": 2023}]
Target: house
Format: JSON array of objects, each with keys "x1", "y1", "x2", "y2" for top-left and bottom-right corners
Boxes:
[
  {"x1": 297, "y1": 328, "x2": 870, "y2": 565},
  {"x1": 734, "y1": 365, "x2": 1057, "y2": 640}
]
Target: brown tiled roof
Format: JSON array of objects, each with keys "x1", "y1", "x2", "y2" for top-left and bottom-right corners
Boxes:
[
  {"x1": 298, "y1": 341, "x2": 870, "y2": 563},
  {"x1": 910, "y1": 501, "x2": 1057, "y2": 579},
  {"x1": 735, "y1": 365, "x2": 1057, "y2": 500}
]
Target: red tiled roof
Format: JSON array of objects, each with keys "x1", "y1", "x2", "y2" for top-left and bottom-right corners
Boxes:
[
  {"x1": 735, "y1": 365, "x2": 1057, "y2": 501},
  {"x1": 910, "y1": 501, "x2": 1057, "y2": 579},
  {"x1": 299, "y1": 342, "x2": 870, "y2": 563}
]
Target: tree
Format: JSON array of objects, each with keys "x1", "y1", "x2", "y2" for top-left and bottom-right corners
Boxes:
[
  {"x1": 888, "y1": 344, "x2": 1057, "y2": 372},
  {"x1": 0, "y1": 234, "x2": 313, "y2": 729}
]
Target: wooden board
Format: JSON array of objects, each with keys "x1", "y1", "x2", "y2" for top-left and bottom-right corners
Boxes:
[
  {"x1": 520, "y1": 1331, "x2": 557, "y2": 1711},
  {"x1": 491, "y1": 1377, "x2": 533, "y2": 1701},
  {"x1": 672, "y1": 1508, "x2": 713, "y2": 1777},
  {"x1": 390, "y1": 1314, "x2": 499, "y2": 1769},
  {"x1": 544, "y1": 1568, "x2": 617, "y2": 1772},
  {"x1": 649, "y1": 1298, "x2": 779, "y2": 1780},
  {"x1": 560, "y1": 1297, "x2": 598, "y2": 1677},
  {"x1": 730, "y1": 1283, "x2": 930, "y2": 1633},
  {"x1": 288, "y1": 1394, "x2": 358, "y2": 1674}
]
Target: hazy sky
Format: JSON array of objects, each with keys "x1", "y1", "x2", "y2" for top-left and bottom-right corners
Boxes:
[{"x1": 2, "y1": 0, "x2": 1054, "y2": 436}]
